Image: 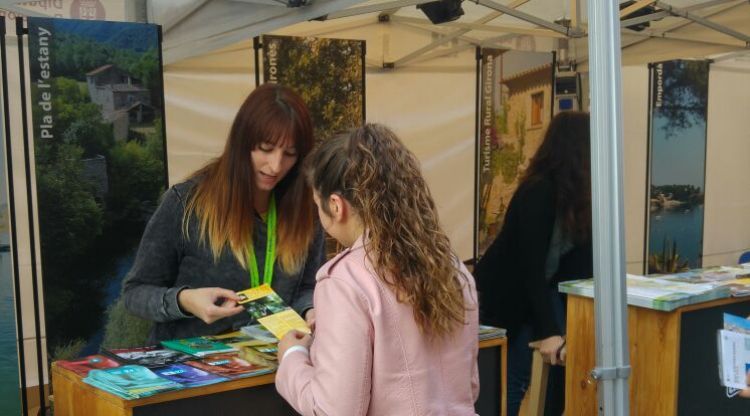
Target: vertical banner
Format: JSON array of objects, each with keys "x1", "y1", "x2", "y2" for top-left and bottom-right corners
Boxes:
[
  {"x1": 476, "y1": 49, "x2": 555, "y2": 257},
  {"x1": 261, "y1": 34, "x2": 365, "y2": 143},
  {"x1": 27, "y1": 18, "x2": 167, "y2": 364},
  {"x1": 646, "y1": 60, "x2": 709, "y2": 274},
  {"x1": 261, "y1": 35, "x2": 365, "y2": 257},
  {"x1": 0, "y1": 95, "x2": 21, "y2": 415}
]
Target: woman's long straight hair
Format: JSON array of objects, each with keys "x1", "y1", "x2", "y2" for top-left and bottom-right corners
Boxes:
[
  {"x1": 184, "y1": 84, "x2": 316, "y2": 273},
  {"x1": 521, "y1": 111, "x2": 591, "y2": 242},
  {"x1": 305, "y1": 123, "x2": 469, "y2": 338}
]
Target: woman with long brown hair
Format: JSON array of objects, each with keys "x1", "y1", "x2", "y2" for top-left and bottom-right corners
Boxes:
[
  {"x1": 122, "y1": 84, "x2": 324, "y2": 344},
  {"x1": 475, "y1": 111, "x2": 593, "y2": 416},
  {"x1": 275, "y1": 123, "x2": 479, "y2": 416}
]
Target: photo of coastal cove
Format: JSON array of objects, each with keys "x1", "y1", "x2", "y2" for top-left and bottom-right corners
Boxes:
[{"x1": 647, "y1": 60, "x2": 709, "y2": 274}]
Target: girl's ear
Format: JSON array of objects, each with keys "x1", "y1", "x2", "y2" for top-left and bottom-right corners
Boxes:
[{"x1": 328, "y1": 193, "x2": 347, "y2": 223}]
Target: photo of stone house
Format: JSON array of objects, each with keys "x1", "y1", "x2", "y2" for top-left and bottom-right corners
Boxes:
[
  {"x1": 478, "y1": 51, "x2": 554, "y2": 255},
  {"x1": 86, "y1": 64, "x2": 155, "y2": 140}
]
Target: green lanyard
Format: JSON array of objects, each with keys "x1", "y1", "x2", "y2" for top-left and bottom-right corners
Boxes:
[{"x1": 248, "y1": 194, "x2": 276, "y2": 288}]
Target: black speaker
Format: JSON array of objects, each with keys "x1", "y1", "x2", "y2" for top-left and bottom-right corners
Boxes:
[{"x1": 417, "y1": 0, "x2": 464, "y2": 24}]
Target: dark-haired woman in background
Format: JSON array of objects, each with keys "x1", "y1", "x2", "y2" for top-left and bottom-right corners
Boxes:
[
  {"x1": 122, "y1": 84, "x2": 325, "y2": 344},
  {"x1": 475, "y1": 111, "x2": 593, "y2": 416}
]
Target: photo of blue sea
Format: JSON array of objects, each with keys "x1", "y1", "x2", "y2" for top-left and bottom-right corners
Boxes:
[
  {"x1": 648, "y1": 205, "x2": 704, "y2": 270},
  {"x1": 0, "y1": 251, "x2": 22, "y2": 416},
  {"x1": 647, "y1": 71, "x2": 707, "y2": 273},
  {"x1": 0, "y1": 122, "x2": 21, "y2": 415}
]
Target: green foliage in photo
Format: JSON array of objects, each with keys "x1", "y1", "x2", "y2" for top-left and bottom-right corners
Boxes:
[{"x1": 263, "y1": 36, "x2": 364, "y2": 142}]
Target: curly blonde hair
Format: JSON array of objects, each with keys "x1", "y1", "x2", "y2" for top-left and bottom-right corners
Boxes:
[{"x1": 305, "y1": 123, "x2": 469, "y2": 338}]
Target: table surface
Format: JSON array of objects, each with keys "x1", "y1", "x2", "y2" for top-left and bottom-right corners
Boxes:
[
  {"x1": 52, "y1": 337, "x2": 507, "y2": 410},
  {"x1": 564, "y1": 293, "x2": 750, "y2": 416}
]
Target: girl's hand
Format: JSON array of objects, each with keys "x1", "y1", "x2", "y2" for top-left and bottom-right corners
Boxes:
[
  {"x1": 278, "y1": 330, "x2": 313, "y2": 362},
  {"x1": 304, "y1": 308, "x2": 316, "y2": 332},
  {"x1": 177, "y1": 287, "x2": 245, "y2": 324}
]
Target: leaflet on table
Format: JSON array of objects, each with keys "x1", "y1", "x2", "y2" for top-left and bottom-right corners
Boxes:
[
  {"x1": 240, "y1": 324, "x2": 279, "y2": 343},
  {"x1": 57, "y1": 354, "x2": 120, "y2": 376},
  {"x1": 204, "y1": 330, "x2": 270, "y2": 348},
  {"x1": 236, "y1": 284, "x2": 310, "y2": 339},
  {"x1": 717, "y1": 313, "x2": 750, "y2": 389},
  {"x1": 83, "y1": 365, "x2": 183, "y2": 399},
  {"x1": 659, "y1": 266, "x2": 749, "y2": 282},
  {"x1": 655, "y1": 267, "x2": 750, "y2": 298},
  {"x1": 151, "y1": 363, "x2": 228, "y2": 388},
  {"x1": 160, "y1": 337, "x2": 237, "y2": 357},
  {"x1": 186, "y1": 353, "x2": 275, "y2": 379},
  {"x1": 558, "y1": 274, "x2": 729, "y2": 311},
  {"x1": 478, "y1": 325, "x2": 506, "y2": 341},
  {"x1": 102, "y1": 346, "x2": 193, "y2": 367}
]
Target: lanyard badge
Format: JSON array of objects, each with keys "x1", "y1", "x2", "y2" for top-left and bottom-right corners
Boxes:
[{"x1": 248, "y1": 194, "x2": 277, "y2": 287}]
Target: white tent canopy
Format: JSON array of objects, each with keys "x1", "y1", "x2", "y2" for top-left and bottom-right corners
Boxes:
[{"x1": 142, "y1": 0, "x2": 750, "y2": 65}]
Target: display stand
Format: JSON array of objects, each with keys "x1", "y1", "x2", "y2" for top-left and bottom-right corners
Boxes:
[
  {"x1": 565, "y1": 295, "x2": 750, "y2": 416},
  {"x1": 52, "y1": 338, "x2": 507, "y2": 416}
]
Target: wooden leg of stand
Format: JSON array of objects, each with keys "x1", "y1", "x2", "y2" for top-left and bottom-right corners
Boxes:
[{"x1": 527, "y1": 349, "x2": 550, "y2": 416}]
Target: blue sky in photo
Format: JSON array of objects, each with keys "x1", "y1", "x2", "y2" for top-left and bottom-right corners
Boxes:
[{"x1": 650, "y1": 113, "x2": 707, "y2": 188}]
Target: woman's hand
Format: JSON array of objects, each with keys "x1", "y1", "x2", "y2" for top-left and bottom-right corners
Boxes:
[
  {"x1": 529, "y1": 335, "x2": 566, "y2": 366},
  {"x1": 740, "y1": 372, "x2": 750, "y2": 398},
  {"x1": 304, "y1": 308, "x2": 316, "y2": 332},
  {"x1": 177, "y1": 287, "x2": 245, "y2": 324},
  {"x1": 278, "y1": 330, "x2": 313, "y2": 363}
]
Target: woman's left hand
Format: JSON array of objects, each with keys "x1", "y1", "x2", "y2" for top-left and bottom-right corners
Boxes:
[
  {"x1": 529, "y1": 335, "x2": 566, "y2": 366},
  {"x1": 278, "y1": 329, "x2": 313, "y2": 363}
]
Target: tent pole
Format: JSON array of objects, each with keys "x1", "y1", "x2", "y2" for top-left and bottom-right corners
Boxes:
[
  {"x1": 570, "y1": 0, "x2": 581, "y2": 31},
  {"x1": 586, "y1": 0, "x2": 631, "y2": 415}
]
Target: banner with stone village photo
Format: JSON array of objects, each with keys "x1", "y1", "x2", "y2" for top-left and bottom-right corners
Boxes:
[
  {"x1": 646, "y1": 60, "x2": 709, "y2": 274},
  {"x1": 261, "y1": 34, "x2": 365, "y2": 257},
  {"x1": 476, "y1": 49, "x2": 554, "y2": 258},
  {"x1": 27, "y1": 17, "x2": 166, "y2": 365}
]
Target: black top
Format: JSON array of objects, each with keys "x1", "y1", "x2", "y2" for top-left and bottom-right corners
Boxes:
[
  {"x1": 121, "y1": 179, "x2": 325, "y2": 344},
  {"x1": 474, "y1": 177, "x2": 592, "y2": 339}
]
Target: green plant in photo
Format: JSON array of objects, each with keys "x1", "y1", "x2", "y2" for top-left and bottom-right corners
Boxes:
[
  {"x1": 496, "y1": 143, "x2": 520, "y2": 184},
  {"x1": 50, "y1": 339, "x2": 86, "y2": 362},
  {"x1": 101, "y1": 297, "x2": 152, "y2": 349},
  {"x1": 648, "y1": 237, "x2": 690, "y2": 274}
]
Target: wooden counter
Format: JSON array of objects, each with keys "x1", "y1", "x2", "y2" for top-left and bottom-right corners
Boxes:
[
  {"x1": 53, "y1": 337, "x2": 507, "y2": 416},
  {"x1": 565, "y1": 295, "x2": 750, "y2": 415}
]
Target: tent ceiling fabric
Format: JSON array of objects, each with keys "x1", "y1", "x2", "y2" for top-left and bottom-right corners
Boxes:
[
  {"x1": 145, "y1": 0, "x2": 750, "y2": 66},
  {"x1": 149, "y1": 0, "x2": 366, "y2": 63}
]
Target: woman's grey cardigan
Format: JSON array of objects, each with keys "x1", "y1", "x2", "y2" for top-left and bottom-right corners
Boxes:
[{"x1": 122, "y1": 180, "x2": 325, "y2": 344}]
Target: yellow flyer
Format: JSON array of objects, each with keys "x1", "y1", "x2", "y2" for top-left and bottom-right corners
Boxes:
[{"x1": 236, "y1": 284, "x2": 310, "y2": 339}]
